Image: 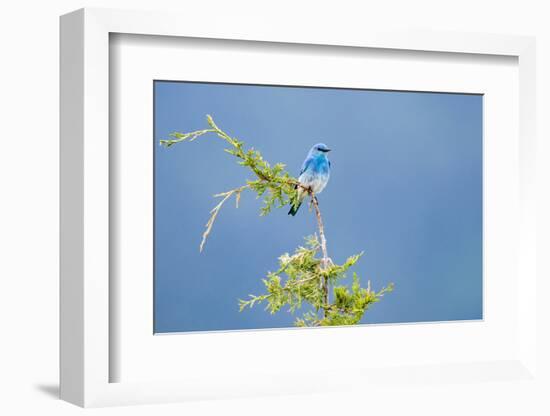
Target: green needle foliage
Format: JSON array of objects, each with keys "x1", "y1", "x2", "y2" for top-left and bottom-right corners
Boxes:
[
  {"x1": 161, "y1": 115, "x2": 299, "y2": 251},
  {"x1": 239, "y1": 235, "x2": 394, "y2": 327},
  {"x1": 160, "y1": 115, "x2": 393, "y2": 327}
]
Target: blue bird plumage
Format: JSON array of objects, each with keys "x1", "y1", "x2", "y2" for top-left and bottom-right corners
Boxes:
[{"x1": 288, "y1": 143, "x2": 331, "y2": 216}]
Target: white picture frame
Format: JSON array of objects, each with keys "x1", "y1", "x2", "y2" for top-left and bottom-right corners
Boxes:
[{"x1": 60, "y1": 7, "x2": 537, "y2": 407}]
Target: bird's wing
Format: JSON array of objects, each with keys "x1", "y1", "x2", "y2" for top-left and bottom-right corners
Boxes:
[
  {"x1": 329, "y1": 160, "x2": 331, "y2": 169},
  {"x1": 299, "y1": 156, "x2": 314, "y2": 176}
]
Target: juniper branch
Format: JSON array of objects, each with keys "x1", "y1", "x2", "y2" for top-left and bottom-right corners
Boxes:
[
  {"x1": 239, "y1": 235, "x2": 393, "y2": 326},
  {"x1": 159, "y1": 115, "x2": 394, "y2": 326},
  {"x1": 200, "y1": 184, "x2": 249, "y2": 252},
  {"x1": 310, "y1": 195, "x2": 331, "y2": 316},
  {"x1": 161, "y1": 115, "x2": 301, "y2": 251}
]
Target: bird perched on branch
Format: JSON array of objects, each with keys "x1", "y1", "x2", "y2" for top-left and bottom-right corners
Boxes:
[{"x1": 288, "y1": 143, "x2": 331, "y2": 216}]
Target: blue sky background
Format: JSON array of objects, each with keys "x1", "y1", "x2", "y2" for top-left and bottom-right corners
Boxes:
[{"x1": 154, "y1": 81, "x2": 483, "y2": 333}]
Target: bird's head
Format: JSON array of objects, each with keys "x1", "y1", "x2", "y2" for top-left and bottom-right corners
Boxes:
[{"x1": 310, "y1": 143, "x2": 331, "y2": 156}]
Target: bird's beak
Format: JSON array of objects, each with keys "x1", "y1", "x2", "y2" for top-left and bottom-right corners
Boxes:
[{"x1": 325, "y1": 148, "x2": 331, "y2": 152}]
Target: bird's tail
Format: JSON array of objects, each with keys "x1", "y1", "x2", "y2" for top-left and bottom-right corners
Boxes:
[
  {"x1": 288, "y1": 200, "x2": 303, "y2": 216},
  {"x1": 288, "y1": 185, "x2": 307, "y2": 216}
]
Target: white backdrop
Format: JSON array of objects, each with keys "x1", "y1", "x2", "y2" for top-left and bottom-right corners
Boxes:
[{"x1": 1, "y1": 0, "x2": 549, "y2": 415}]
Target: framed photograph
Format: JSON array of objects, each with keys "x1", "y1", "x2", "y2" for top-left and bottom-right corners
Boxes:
[
  {"x1": 60, "y1": 8, "x2": 538, "y2": 407},
  {"x1": 152, "y1": 81, "x2": 481, "y2": 334}
]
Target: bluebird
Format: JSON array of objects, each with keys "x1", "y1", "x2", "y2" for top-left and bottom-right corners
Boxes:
[{"x1": 288, "y1": 143, "x2": 331, "y2": 216}]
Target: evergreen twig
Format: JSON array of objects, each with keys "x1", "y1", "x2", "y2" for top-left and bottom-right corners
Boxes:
[{"x1": 160, "y1": 115, "x2": 394, "y2": 326}]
